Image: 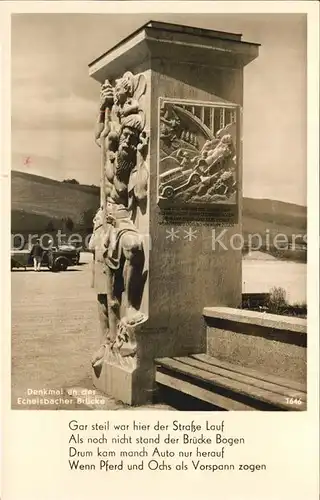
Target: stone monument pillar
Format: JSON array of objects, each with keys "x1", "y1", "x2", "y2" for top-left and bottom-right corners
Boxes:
[{"x1": 88, "y1": 21, "x2": 259, "y2": 405}]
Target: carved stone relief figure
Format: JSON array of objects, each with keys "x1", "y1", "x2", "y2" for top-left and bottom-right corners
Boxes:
[
  {"x1": 91, "y1": 72, "x2": 149, "y2": 369},
  {"x1": 88, "y1": 207, "x2": 109, "y2": 376}
]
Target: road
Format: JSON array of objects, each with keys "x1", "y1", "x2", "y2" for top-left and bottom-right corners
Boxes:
[
  {"x1": 12, "y1": 253, "x2": 102, "y2": 409},
  {"x1": 11, "y1": 253, "x2": 171, "y2": 411}
]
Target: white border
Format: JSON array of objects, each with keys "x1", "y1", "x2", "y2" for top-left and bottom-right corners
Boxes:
[{"x1": 1, "y1": 3, "x2": 319, "y2": 500}]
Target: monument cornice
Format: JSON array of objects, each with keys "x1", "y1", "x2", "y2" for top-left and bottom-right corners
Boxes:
[{"x1": 89, "y1": 21, "x2": 260, "y2": 83}]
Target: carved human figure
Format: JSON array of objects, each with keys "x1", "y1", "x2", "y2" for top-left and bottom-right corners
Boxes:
[
  {"x1": 95, "y1": 73, "x2": 148, "y2": 343},
  {"x1": 114, "y1": 72, "x2": 142, "y2": 121},
  {"x1": 160, "y1": 106, "x2": 180, "y2": 143},
  {"x1": 192, "y1": 151, "x2": 209, "y2": 173},
  {"x1": 200, "y1": 137, "x2": 220, "y2": 156},
  {"x1": 212, "y1": 168, "x2": 236, "y2": 196},
  {"x1": 88, "y1": 207, "x2": 110, "y2": 374},
  {"x1": 200, "y1": 134, "x2": 234, "y2": 174}
]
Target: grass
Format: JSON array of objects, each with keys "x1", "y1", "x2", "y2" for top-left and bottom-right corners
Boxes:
[{"x1": 11, "y1": 170, "x2": 99, "y2": 223}]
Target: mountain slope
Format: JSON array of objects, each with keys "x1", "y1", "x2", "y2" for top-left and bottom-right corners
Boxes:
[
  {"x1": 11, "y1": 171, "x2": 307, "y2": 241},
  {"x1": 243, "y1": 197, "x2": 306, "y2": 236},
  {"x1": 11, "y1": 170, "x2": 99, "y2": 231}
]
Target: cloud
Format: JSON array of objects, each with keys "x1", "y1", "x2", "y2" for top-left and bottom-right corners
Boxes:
[
  {"x1": 11, "y1": 47, "x2": 100, "y2": 130},
  {"x1": 10, "y1": 13, "x2": 307, "y2": 205},
  {"x1": 12, "y1": 128, "x2": 101, "y2": 186},
  {"x1": 12, "y1": 85, "x2": 98, "y2": 130}
]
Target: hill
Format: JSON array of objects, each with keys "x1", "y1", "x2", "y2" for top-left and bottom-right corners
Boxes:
[
  {"x1": 242, "y1": 198, "x2": 306, "y2": 260},
  {"x1": 243, "y1": 197, "x2": 306, "y2": 236},
  {"x1": 11, "y1": 171, "x2": 307, "y2": 258},
  {"x1": 11, "y1": 170, "x2": 100, "y2": 232}
]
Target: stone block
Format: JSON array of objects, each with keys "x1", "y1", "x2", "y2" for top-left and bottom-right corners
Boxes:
[
  {"x1": 204, "y1": 307, "x2": 307, "y2": 383},
  {"x1": 88, "y1": 22, "x2": 259, "y2": 405}
]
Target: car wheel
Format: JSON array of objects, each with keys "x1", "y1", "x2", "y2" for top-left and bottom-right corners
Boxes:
[
  {"x1": 162, "y1": 186, "x2": 174, "y2": 198},
  {"x1": 52, "y1": 257, "x2": 68, "y2": 272}
]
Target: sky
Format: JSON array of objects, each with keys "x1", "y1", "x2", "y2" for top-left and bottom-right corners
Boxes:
[{"x1": 11, "y1": 13, "x2": 307, "y2": 206}]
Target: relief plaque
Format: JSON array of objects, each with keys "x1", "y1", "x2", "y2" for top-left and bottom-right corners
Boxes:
[{"x1": 157, "y1": 98, "x2": 240, "y2": 224}]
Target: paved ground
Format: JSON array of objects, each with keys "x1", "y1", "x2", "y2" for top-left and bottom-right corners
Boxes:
[{"x1": 11, "y1": 253, "x2": 172, "y2": 411}]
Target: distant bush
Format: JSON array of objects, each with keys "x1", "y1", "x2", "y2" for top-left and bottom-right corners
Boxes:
[
  {"x1": 267, "y1": 247, "x2": 307, "y2": 263},
  {"x1": 267, "y1": 286, "x2": 287, "y2": 314},
  {"x1": 62, "y1": 179, "x2": 79, "y2": 185},
  {"x1": 291, "y1": 301, "x2": 307, "y2": 309},
  {"x1": 45, "y1": 220, "x2": 55, "y2": 232},
  {"x1": 77, "y1": 207, "x2": 98, "y2": 233},
  {"x1": 242, "y1": 245, "x2": 307, "y2": 263},
  {"x1": 65, "y1": 217, "x2": 74, "y2": 232},
  {"x1": 241, "y1": 287, "x2": 307, "y2": 318}
]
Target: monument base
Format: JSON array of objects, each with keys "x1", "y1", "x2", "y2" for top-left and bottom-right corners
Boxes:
[{"x1": 92, "y1": 347, "x2": 154, "y2": 406}]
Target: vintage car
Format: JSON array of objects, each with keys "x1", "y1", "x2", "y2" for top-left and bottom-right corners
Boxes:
[
  {"x1": 11, "y1": 245, "x2": 80, "y2": 272},
  {"x1": 159, "y1": 167, "x2": 201, "y2": 199}
]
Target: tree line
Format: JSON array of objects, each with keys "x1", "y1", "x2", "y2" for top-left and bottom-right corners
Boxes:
[{"x1": 45, "y1": 207, "x2": 98, "y2": 233}]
